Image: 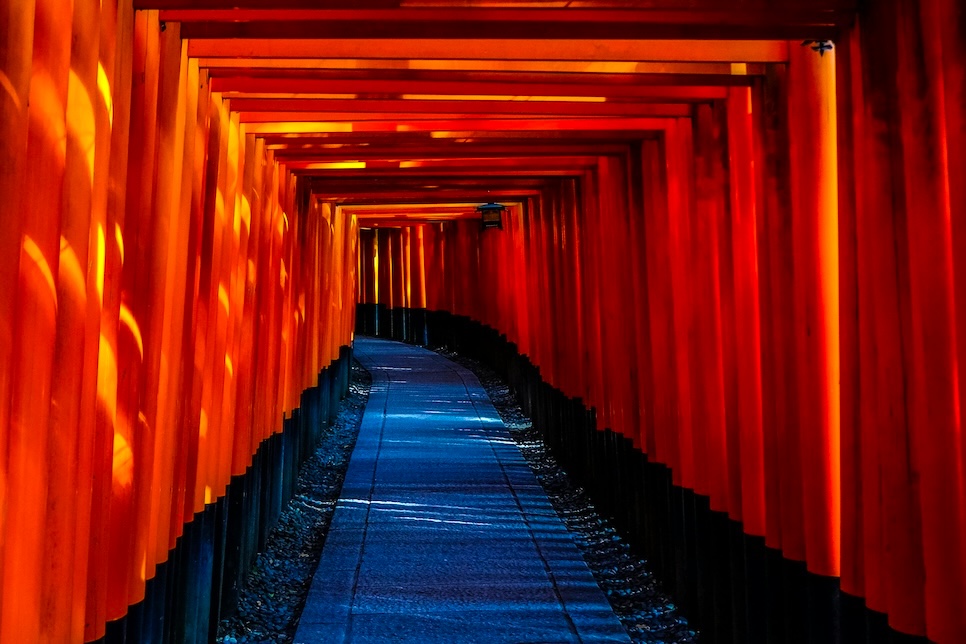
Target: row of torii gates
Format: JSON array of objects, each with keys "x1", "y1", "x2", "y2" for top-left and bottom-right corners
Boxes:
[{"x1": 0, "y1": 1, "x2": 964, "y2": 642}]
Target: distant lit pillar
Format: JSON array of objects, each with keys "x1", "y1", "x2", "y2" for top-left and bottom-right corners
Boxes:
[{"x1": 376, "y1": 229, "x2": 393, "y2": 337}]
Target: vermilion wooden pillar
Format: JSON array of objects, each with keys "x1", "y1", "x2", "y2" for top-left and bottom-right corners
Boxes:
[
  {"x1": 0, "y1": 23, "x2": 34, "y2": 615},
  {"x1": 833, "y1": 23, "x2": 862, "y2": 629},
  {"x1": 623, "y1": 148, "x2": 649, "y2": 450},
  {"x1": 39, "y1": 0, "x2": 101, "y2": 638},
  {"x1": 377, "y1": 229, "x2": 392, "y2": 313},
  {"x1": 641, "y1": 135, "x2": 676, "y2": 471},
  {"x1": 178, "y1": 64, "x2": 208, "y2": 525},
  {"x1": 400, "y1": 227, "x2": 411, "y2": 311},
  {"x1": 787, "y1": 37, "x2": 841, "y2": 584},
  {"x1": 521, "y1": 205, "x2": 538, "y2": 356},
  {"x1": 87, "y1": 3, "x2": 136, "y2": 637},
  {"x1": 261, "y1": 161, "x2": 277, "y2": 434},
  {"x1": 942, "y1": 4, "x2": 966, "y2": 547},
  {"x1": 854, "y1": 5, "x2": 925, "y2": 628},
  {"x1": 891, "y1": 2, "x2": 965, "y2": 640},
  {"x1": 690, "y1": 102, "x2": 730, "y2": 515},
  {"x1": 560, "y1": 180, "x2": 585, "y2": 402},
  {"x1": 543, "y1": 186, "x2": 561, "y2": 391},
  {"x1": 71, "y1": 2, "x2": 121, "y2": 639},
  {"x1": 419, "y1": 225, "x2": 437, "y2": 312},
  {"x1": 359, "y1": 229, "x2": 376, "y2": 305},
  {"x1": 597, "y1": 156, "x2": 638, "y2": 441},
  {"x1": 577, "y1": 171, "x2": 605, "y2": 426},
  {"x1": 144, "y1": 21, "x2": 190, "y2": 582},
  {"x1": 411, "y1": 225, "x2": 427, "y2": 343},
  {"x1": 439, "y1": 223, "x2": 455, "y2": 315},
  {"x1": 666, "y1": 118, "x2": 697, "y2": 493},
  {"x1": 755, "y1": 63, "x2": 803, "y2": 568},
  {"x1": 0, "y1": 0, "x2": 35, "y2": 628},
  {"x1": 554, "y1": 185, "x2": 569, "y2": 391},
  {"x1": 725, "y1": 86, "x2": 766, "y2": 540},
  {"x1": 232, "y1": 135, "x2": 261, "y2": 478},
  {"x1": 2, "y1": 0, "x2": 72, "y2": 639},
  {"x1": 390, "y1": 228, "x2": 405, "y2": 338},
  {"x1": 518, "y1": 199, "x2": 538, "y2": 370}
]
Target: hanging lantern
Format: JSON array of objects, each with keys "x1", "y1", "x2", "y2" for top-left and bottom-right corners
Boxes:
[{"x1": 477, "y1": 202, "x2": 505, "y2": 230}]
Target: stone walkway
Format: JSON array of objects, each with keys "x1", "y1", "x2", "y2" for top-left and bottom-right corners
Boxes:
[{"x1": 295, "y1": 338, "x2": 629, "y2": 643}]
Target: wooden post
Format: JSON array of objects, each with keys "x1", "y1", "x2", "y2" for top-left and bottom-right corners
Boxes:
[
  {"x1": 787, "y1": 37, "x2": 841, "y2": 582},
  {"x1": 2, "y1": 0, "x2": 72, "y2": 639}
]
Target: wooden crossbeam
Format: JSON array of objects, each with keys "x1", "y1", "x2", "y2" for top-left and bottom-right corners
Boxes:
[
  {"x1": 271, "y1": 142, "x2": 634, "y2": 159},
  {"x1": 188, "y1": 39, "x2": 789, "y2": 63},
  {"x1": 243, "y1": 117, "x2": 673, "y2": 134},
  {"x1": 212, "y1": 77, "x2": 729, "y2": 99},
  {"x1": 206, "y1": 68, "x2": 757, "y2": 87},
  {"x1": 142, "y1": 0, "x2": 855, "y2": 13},
  {"x1": 197, "y1": 58, "x2": 764, "y2": 76},
  {"x1": 174, "y1": 13, "x2": 841, "y2": 41},
  {"x1": 229, "y1": 99, "x2": 692, "y2": 118}
]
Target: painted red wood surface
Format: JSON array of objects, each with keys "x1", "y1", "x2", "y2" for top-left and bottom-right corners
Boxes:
[
  {"x1": 1, "y1": 1, "x2": 965, "y2": 642},
  {"x1": 0, "y1": 5, "x2": 357, "y2": 640},
  {"x1": 350, "y1": 21, "x2": 963, "y2": 642}
]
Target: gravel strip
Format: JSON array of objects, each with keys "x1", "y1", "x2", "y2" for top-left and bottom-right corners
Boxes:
[
  {"x1": 437, "y1": 348, "x2": 699, "y2": 644},
  {"x1": 219, "y1": 346, "x2": 696, "y2": 644},
  {"x1": 217, "y1": 360, "x2": 371, "y2": 644}
]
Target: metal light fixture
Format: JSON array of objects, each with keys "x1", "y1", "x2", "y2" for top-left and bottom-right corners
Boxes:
[
  {"x1": 801, "y1": 40, "x2": 833, "y2": 56},
  {"x1": 477, "y1": 202, "x2": 505, "y2": 230}
]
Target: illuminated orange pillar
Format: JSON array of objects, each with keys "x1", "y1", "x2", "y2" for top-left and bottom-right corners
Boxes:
[
  {"x1": 86, "y1": 2, "x2": 136, "y2": 638},
  {"x1": 0, "y1": 4, "x2": 34, "y2": 629},
  {"x1": 231, "y1": 134, "x2": 260, "y2": 478},
  {"x1": 413, "y1": 226, "x2": 427, "y2": 310},
  {"x1": 343, "y1": 213, "x2": 360, "y2": 349},
  {"x1": 249, "y1": 150, "x2": 275, "y2": 448},
  {"x1": 787, "y1": 40, "x2": 841, "y2": 581},
  {"x1": 73, "y1": 1, "x2": 120, "y2": 639},
  {"x1": 111, "y1": 7, "x2": 162, "y2": 616},
  {"x1": 1, "y1": 0, "x2": 72, "y2": 639},
  {"x1": 42, "y1": 0, "x2": 103, "y2": 638},
  {"x1": 393, "y1": 228, "x2": 407, "y2": 313},
  {"x1": 144, "y1": 20, "x2": 191, "y2": 579},
  {"x1": 181, "y1": 70, "x2": 214, "y2": 522},
  {"x1": 377, "y1": 229, "x2": 392, "y2": 312}
]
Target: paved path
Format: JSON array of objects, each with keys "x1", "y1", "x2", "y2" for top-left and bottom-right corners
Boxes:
[{"x1": 295, "y1": 338, "x2": 629, "y2": 643}]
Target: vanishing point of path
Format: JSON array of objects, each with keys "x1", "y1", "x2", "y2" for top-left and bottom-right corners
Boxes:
[{"x1": 294, "y1": 338, "x2": 630, "y2": 643}]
